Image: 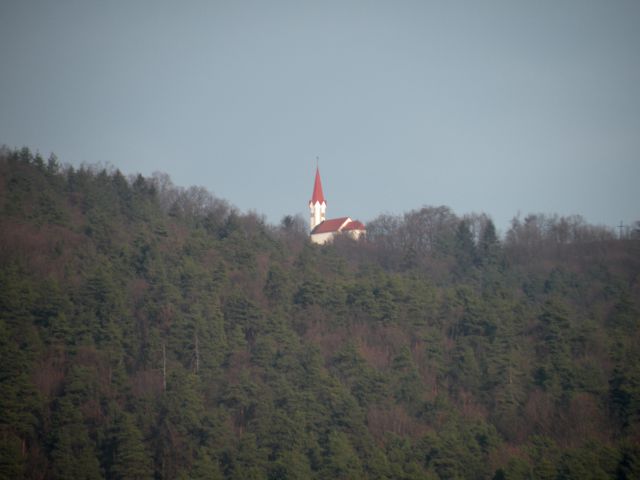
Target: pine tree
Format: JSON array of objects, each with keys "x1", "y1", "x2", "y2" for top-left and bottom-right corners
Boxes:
[
  {"x1": 50, "y1": 397, "x2": 102, "y2": 480},
  {"x1": 110, "y1": 413, "x2": 153, "y2": 480},
  {"x1": 322, "y1": 431, "x2": 364, "y2": 480}
]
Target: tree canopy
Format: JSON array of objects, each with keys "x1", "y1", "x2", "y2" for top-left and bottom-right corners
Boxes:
[{"x1": 0, "y1": 146, "x2": 638, "y2": 479}]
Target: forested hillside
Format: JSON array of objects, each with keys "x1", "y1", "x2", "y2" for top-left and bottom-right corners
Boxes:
[{"x1": 1, "y1": 146, "x2": 639, "y2": 479}]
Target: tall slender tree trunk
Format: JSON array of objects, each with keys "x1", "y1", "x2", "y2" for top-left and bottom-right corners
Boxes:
[
  {"x1": 162, "y1": 343, "x2": 167, "y2": 392},
  {"x1": 194, "y1": 332, "x2": 200, "y2": 374}
]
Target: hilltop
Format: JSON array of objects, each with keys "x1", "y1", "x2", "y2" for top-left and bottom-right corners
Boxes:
[{"x1": 0, "y1": 147, "x2": 639, "y2": 479}]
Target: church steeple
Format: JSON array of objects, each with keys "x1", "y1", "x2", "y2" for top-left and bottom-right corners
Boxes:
[
  {"x1": 309, "y1": 166, "x2": 327, "y2": 231},
  {"x1": 311, "y1": 166, "x2": 325, "y2": 205}
]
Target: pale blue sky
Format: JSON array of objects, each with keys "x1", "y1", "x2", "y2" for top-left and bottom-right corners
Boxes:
[{"x1": 1, "y1": 1, "x2": 639, "y2": 233}]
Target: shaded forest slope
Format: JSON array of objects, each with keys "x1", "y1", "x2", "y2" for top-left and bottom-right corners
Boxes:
[{"x1": 1, "y1": 147, "x2": 639, "y2": 479}]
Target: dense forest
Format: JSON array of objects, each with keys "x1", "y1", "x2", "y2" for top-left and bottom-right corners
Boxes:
[{"x1": 0, "y1": 146, "x2": 639, "y2": 479}]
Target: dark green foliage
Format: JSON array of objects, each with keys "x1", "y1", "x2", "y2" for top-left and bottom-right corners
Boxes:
[
  {"x1": 109, "y1": 413, "x2": 153, "y2": 480},
  {"x1": 0, "y1": 147, "x2": 639, "y2": 479},
  {"x1": 321, "y1": 431, "x2": 364, "y2": 479},
  {"x1": 454, "y1": 219, "x2": 478, "y2": 273},
  {"x1": 0, "y1": 431, "x2": 26, "y2": 479},
  {"x1": 50, "y1": 397, "x2": 102, "y2": 479}
]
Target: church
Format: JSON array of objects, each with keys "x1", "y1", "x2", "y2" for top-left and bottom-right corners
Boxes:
[{"x1": 308, "y1": 167, "x2": 366, "y2": 244}]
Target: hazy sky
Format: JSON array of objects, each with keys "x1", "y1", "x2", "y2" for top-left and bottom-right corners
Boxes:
[{"x1": 1, "y1": 1, "x2": 639, "y2": 233}]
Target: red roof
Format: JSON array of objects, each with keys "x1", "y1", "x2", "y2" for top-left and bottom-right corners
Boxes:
[
  {"x1": 311, "y1": 217, "x2": 366, "y2": 235},
  {"x1": 310, "y1": 167, "x2": 326, "y2": 205},
  {"x1": 342, "y1": 220, "x2": 366, "y2": 231},
  {"x1": 311, "y1": 217, "x2": 349, "y2": 234}
]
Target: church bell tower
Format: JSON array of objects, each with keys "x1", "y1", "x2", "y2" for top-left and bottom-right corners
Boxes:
[{"x1": 309, "y1": 166, "x2": 326, "y2": 231}]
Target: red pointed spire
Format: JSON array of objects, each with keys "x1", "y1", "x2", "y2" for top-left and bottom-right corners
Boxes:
[{"x1": 310, "y1": 166, "x2": 326, "y2": 204}]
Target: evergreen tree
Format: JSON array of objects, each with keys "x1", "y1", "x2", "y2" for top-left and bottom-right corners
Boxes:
[
  {"x1": 110, "y1": 413, "x2": 153, "y2": 480},
  {"x1": 50, "y1": 397, "x2": 102, "y2": 480}
]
